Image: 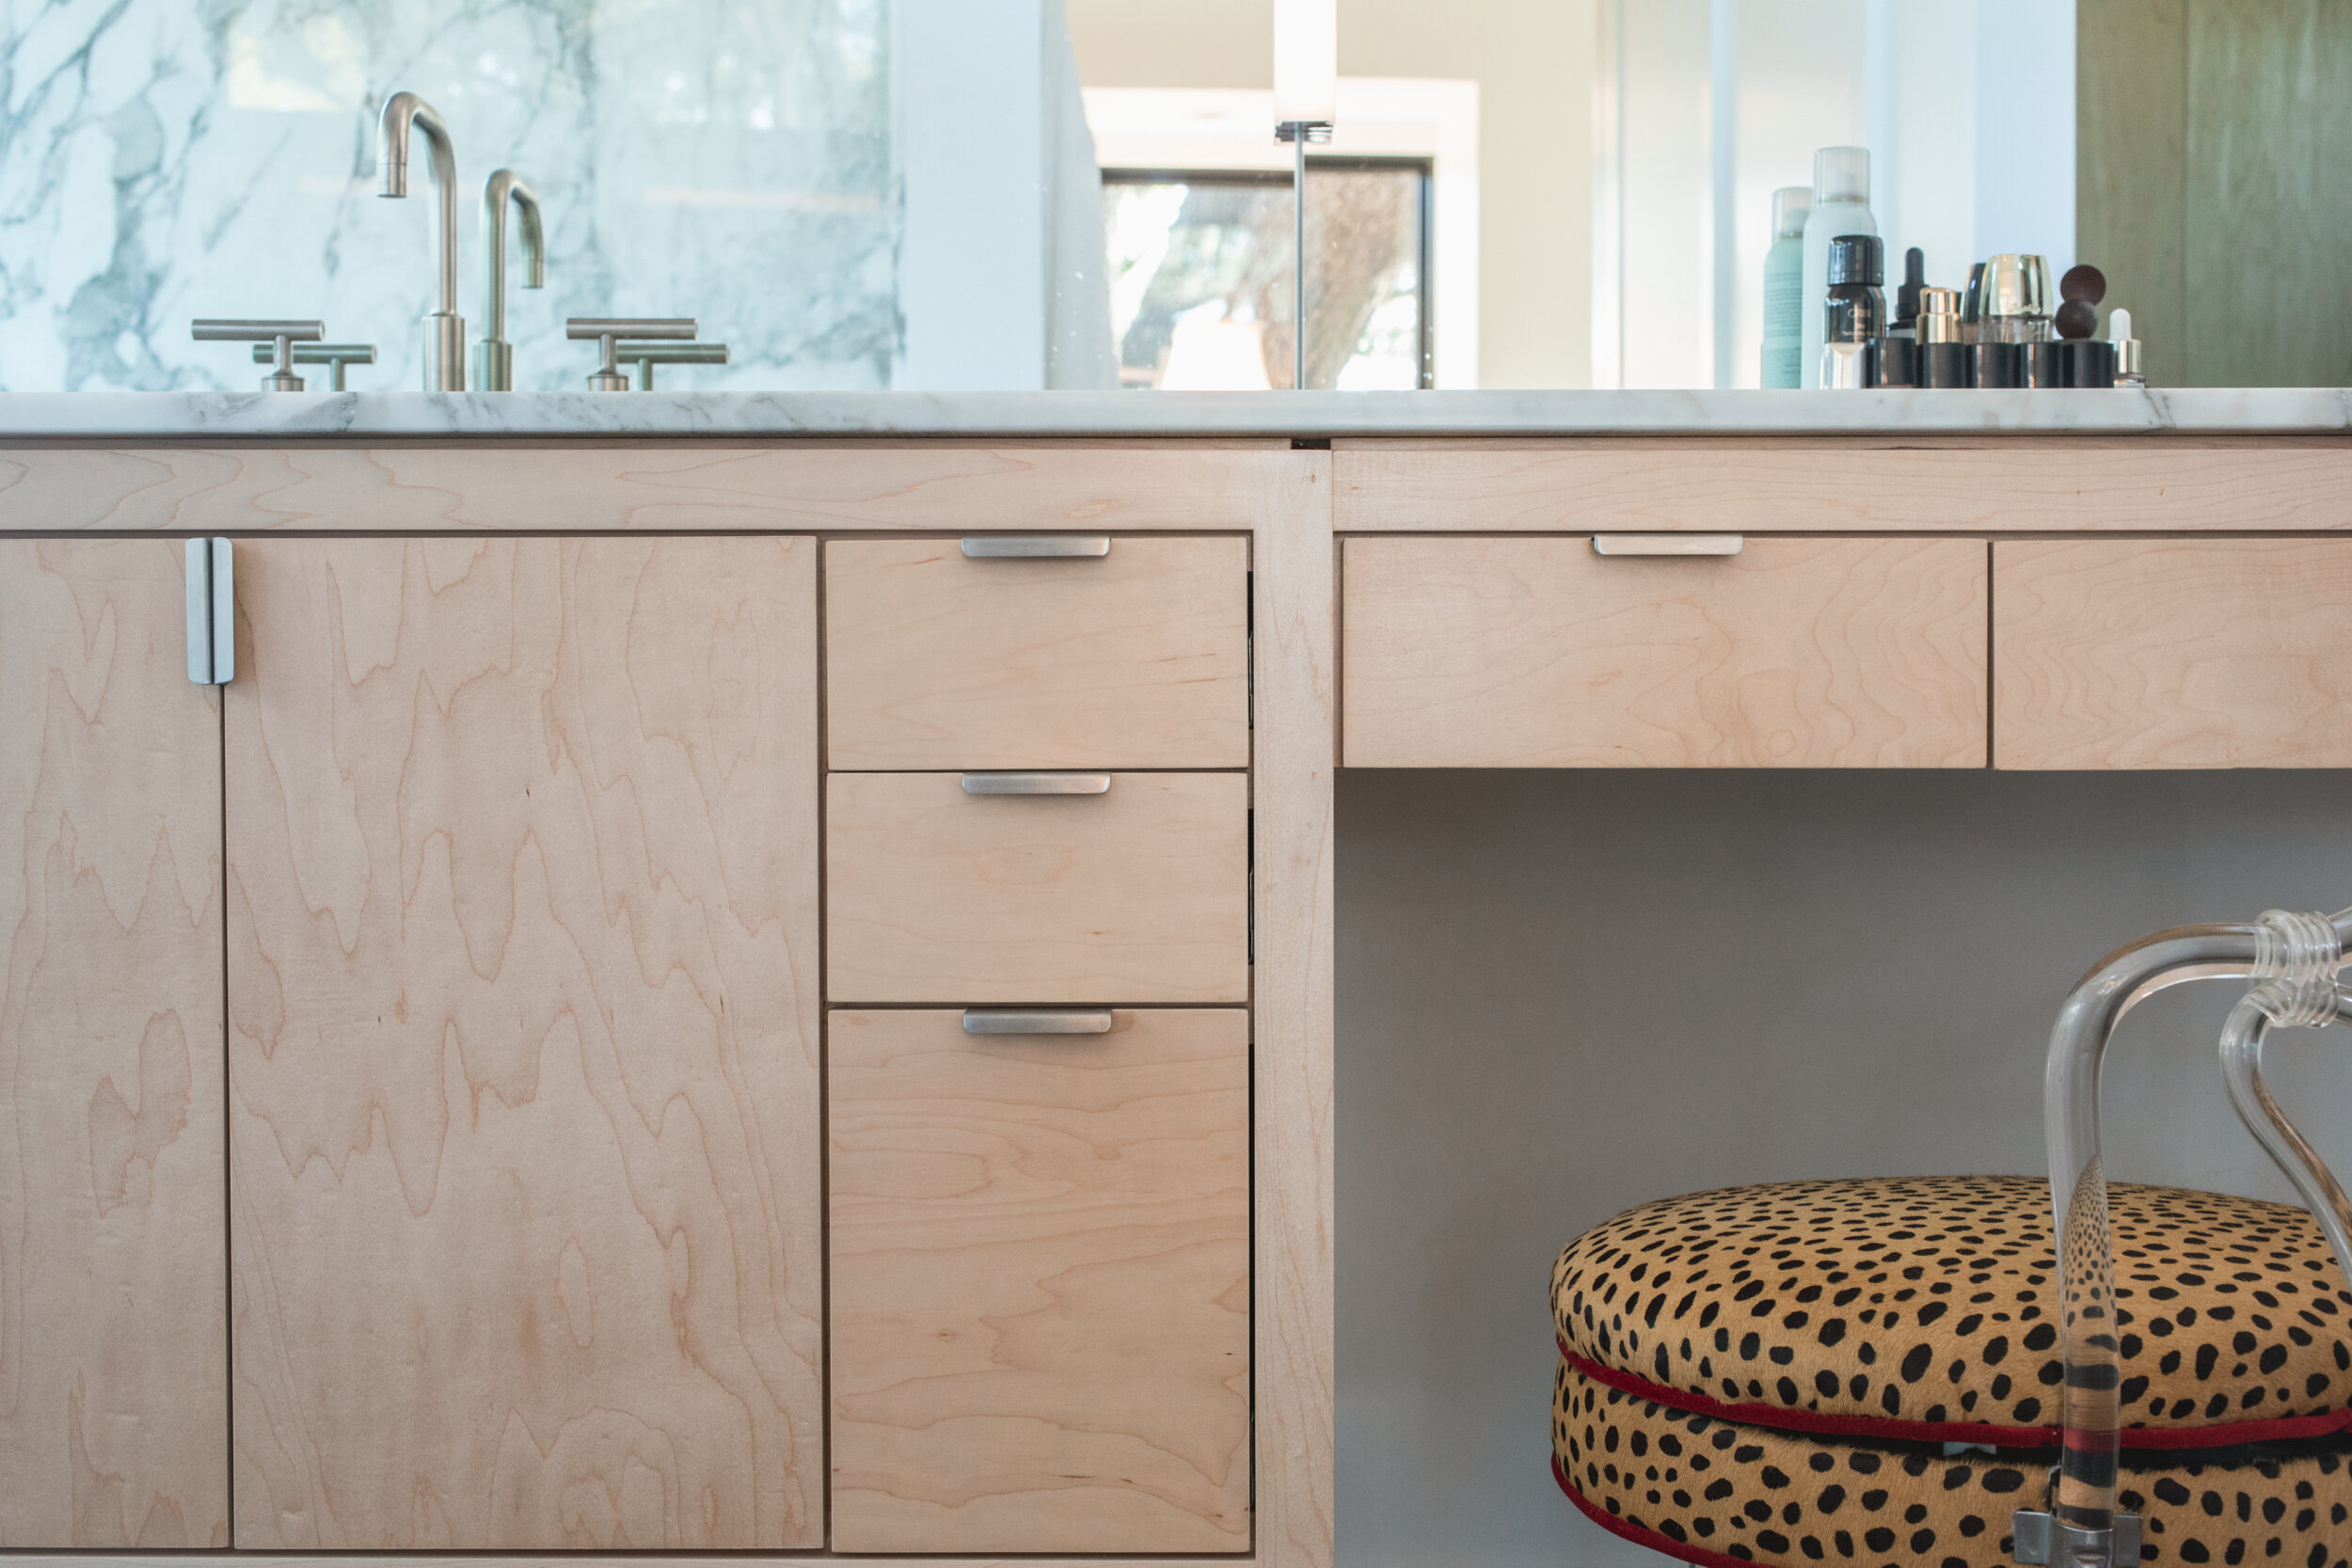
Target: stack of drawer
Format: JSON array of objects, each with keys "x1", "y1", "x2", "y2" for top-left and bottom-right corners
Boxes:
[{"x1": 822, "y1": 534, "x2": 1255, "y2": 1554}]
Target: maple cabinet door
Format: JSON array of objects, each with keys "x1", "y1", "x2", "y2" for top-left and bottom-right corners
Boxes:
[
  {"x1": 829, "y1": 1006, "x2": 1252, "y2": 1553},
  {"x1": 0, "y1": 541, "x2": 228, "y2": 1546},
  {"x1": 225, "y1": 538, "x2": 822, "y2": 1548}
]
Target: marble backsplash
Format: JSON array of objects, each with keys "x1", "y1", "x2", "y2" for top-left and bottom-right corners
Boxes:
[{"x1": 0, "y1": 0, "x2": 898, "y2": 392}]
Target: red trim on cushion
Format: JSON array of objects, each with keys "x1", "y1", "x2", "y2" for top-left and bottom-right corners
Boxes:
[
  {"x1": 1559, "y1": 1342, "x2": 2352, "y2": 1451},
  {"x1": 1554, "y1": 1452, "x2": 1775, "y2": 1568}
]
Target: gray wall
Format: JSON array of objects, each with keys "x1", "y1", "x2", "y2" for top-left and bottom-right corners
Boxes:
[{"x1": 1335, "y1": 768, "x2": 2352, "y2": 1568}]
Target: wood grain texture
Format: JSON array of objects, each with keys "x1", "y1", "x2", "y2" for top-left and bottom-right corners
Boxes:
[
  {"x1": 1248, "y1": 456, "x2": 1336, "y2": 1568},
  {"x1": 0, "y1": 1556, "x2": 1247, "y2": 1568},
  {"x1": 225, "y1": 538, "x2": 823, "y2": 1548},
  {"x1": 1994, "y1": 538, "x2": 2352, "y2": 768},
  {"x1": 825, "y1": 536, "x2": 1249, "y2": 769},
  {"x1": 1331, "y1": 441, "x2": 2352, "y2": 533},
  {"x1": 2184, "y1": 0, "x2": 2352, "y2": 388},
  {"x1": 827, "y1": 1008, "x2": 1250, "y2": 1554},
  {"x1": 1344, "y1": 536, "x2": 1990, "y2": 768},
  {"x1": 0, "y1": 541, "x2": 227, "y2": 1546},
  {"x1": 2078, "y1": 0, "x2": 2187, "y2": 389},
  {"x1": 826, "y1": 771, "x2": 1250, "y2": 1005},
  {"x1": 0, "y1": 445, "x2": 1289, "y2": 533}
]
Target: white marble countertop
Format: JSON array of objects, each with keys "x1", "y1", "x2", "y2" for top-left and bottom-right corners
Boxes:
[{"x1": 1, "y1": 387, "x2": 2348, "y2": 439}]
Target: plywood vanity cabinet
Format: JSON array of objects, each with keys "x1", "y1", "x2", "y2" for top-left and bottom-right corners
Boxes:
[{"x1": 17, "y1": 420, "x2": 2352, "y2": 1568}]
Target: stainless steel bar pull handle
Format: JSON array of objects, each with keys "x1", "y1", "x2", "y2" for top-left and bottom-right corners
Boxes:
[
  {"x1": 184, "y1": 538, "x2": 233, "y2": 685},
  {"x1": 961, "y1": 772, "x2": 1112, "y2": 795},
  {"x1": 1592, "y1": 534, "x2": 1744, "y2": 556},
  {"x1": 961, "y1": 536, "x2": 1111, "y2": 559},
  {"x1": 962, "y1": 1008, "x2": 1116, "y2": 1036}
]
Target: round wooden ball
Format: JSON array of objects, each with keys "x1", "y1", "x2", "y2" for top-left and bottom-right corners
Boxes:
[
  {"x1": 2055, "y1": 299, "x2": 2099, "y2": 341},
  {"x1": 2059, "y1": 263, "x2": 2106, "y2": 305}
]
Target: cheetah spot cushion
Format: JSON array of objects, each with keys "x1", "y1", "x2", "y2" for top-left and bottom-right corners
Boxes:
[{"x1": 1551, "y1": 1177, "x2": 2352, "y2": 1568}]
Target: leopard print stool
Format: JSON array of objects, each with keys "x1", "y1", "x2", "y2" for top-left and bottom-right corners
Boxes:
[{"x1": 1551, "y1": 1176, "x2": 2352, "y2": 1568}]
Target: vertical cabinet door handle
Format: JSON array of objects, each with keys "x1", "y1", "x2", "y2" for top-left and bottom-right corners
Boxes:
[
  {"x1": 185, "y1": 537, "x2": 233, "y2": 684},
  {"x1": 960, "y1": 772, "x2": 1113, "y2": 795},
  {"x1": 1591, "y1": 534, "x2": 1744, "y2": 557},
  {"x1": 961, "y1": 1008, "x2": 1116, "y2": 1036},
  {"x1": 961, "y1": 536, "x2": 1112, "y2": 559}
]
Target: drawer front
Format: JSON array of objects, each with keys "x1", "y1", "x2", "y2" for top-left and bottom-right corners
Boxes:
[
  {"x1": 1343, "y1": 536, "x2": 1990, "y2": 768},
  {"x1": 826, "y1": 536, "x2": 1249, "y2": 769},
  {"x1": 1995, "y1": 539, "x2": 2352, "y2": 768},
  {"x1": 827, "y1": 771, "x2": 1249, "y2": 1003},
  {"x1": 828, "y1": 1007, "x2": 1251, "y2": 1554}
]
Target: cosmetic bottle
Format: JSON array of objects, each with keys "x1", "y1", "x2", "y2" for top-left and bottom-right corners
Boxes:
[
  {"x1": 2067, "y1": 338, "x2": 2118, "y2": 388},
  {"x1": 1961, "y1": 262, "x2": 1985, "y2": 343},
  {"x1": 1819, "y1": 233, "x2": 1884, "y2": 390},
  {"x1": 2025, "y1": 341, "x2": 2069, "y2": 388},
  {"x1": 1915, "y1": 287, "x2": 1968, "y2": 388},
  {"x1": 1979, "y1": 254, "x2": 2053, "y2": 344},
  {"x1": 1799, "y1": 148, "x2": 1874, "y2": 388},
  {"x1": 1893, "y1": 246, "x2": 1925, "y2": 338},
  {"x1": 1970, "y1": 341, "x2": 2023, "y2": 388},
  {"x1": 1760, "y1": 186, "x2": 1811, "y2": 388},
  {"x1": 2108, "y1": 307, "x2": 2146, "y2": 387}
]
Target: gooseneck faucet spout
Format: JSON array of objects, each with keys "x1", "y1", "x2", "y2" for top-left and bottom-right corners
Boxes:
[
  {"x1": 376, "y1": 91, "x2": 466, "y2": 390},
  {"x1": 475, "y1": 170, "x2": 545, "y2": 390}
]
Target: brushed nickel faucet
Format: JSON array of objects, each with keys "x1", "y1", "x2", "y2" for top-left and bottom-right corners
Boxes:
[
  {"x1": 474, "y1": 169, "x2": 544, "y2": 390},
  {"x1": 375, "y1": 91, "x2": 465, "y2": 390}
]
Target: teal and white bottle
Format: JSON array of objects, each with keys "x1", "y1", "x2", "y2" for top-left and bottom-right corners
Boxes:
[
  {"x1": 1760, "y1": 185, "x2": 1811, "y2": 388},
  {"x1": 1798, "y1": 147, "x2": 1875, "y2": 389}
]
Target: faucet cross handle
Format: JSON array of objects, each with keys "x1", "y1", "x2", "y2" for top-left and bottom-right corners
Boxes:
[
  {"x1": 194, "y1": 319, "x2": 324, "y2": 391},
  {"x1": 251, "y1": 341, "x2": 377, "y2": 392},
  {"x1": 566, "y1": 318, "x2": 696, "y2": 391},
  {"x1": 617, "y1": 341, "x2": 730, "y2": 389}
]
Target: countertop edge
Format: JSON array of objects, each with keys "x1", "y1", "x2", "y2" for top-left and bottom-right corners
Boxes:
[{"x1": 0, "y1": 388, "x2": 2348, "y2": 439}]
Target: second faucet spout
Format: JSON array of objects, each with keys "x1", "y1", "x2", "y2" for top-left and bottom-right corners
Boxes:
[
  {"x1": 476, "y1": 170, "x2": 546, "y2": 391},
  {"x1": 377, "y1": 90, "x2": 466, "y2": 389}
]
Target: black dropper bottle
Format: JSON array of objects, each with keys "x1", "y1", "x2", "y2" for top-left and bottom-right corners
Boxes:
[{"x1": 1894, "y1": 247, "x2": 1925, "y2": 337}]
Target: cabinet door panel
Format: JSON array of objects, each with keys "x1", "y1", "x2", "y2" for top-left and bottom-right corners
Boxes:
[
  {"x1": 826, "y1": 535, "x2": 1250, "y2": 769},
  {"x1": 226, "y1": 538, "x2": 822, "y2": 1548},
  {"x1": 1343, "y1": 536, "x2": 1990, "y2": 768},
  {"x1": 0, "y1": 541, "x2": 227, "y2": 1546},
  {"x1": 829, "y1": 1007, "x2": 1251, "y2": 1554},
  {"x1": 827, "y1": 771, "x2": 1250, "y2": 1004},
  {"x1": 1995, "y1": 539, "x2": 2352, "y2": 768}
]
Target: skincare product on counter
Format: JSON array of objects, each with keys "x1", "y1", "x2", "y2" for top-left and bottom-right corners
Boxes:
[
  {"x1": 1761, "y1": 186, "x2": 1811, "y2": 388},
  {"x1": 1979, "y1": 254, "x2": 2053, "y2": 343},
  {"x1": 1819, "y1": 233, "x2": 1884, "y2": 389},
  {"x1": 2108, "y1": 307, "x2": 2145, "y2": 386},
  {"x1": 1916, "y1": 287, "x2": 1968, "y2": 388},
  {"x1": 1799, "y1": 148, "x2": 1875, "y2": 388},
  {"x1": 1970, "y1": 340, "x2": 2023, "y2": 388},
  {"x1": 1892, "y1": 246, "x2": 1925, "y2": 339},
  {"x1": 2025, "y1": 340, "x2": 2068, "y2": 388},
  {"x1": 2050, "y1": 264, "x2": 2116, "y2": 387},
  {"x1": 1962, "y1": 262, "x2": 1986, "y2": 342}
]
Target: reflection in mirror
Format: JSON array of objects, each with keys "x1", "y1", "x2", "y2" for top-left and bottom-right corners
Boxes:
[{"x1": 0, "y1": 0, "x2": 2341, "y2": 392}]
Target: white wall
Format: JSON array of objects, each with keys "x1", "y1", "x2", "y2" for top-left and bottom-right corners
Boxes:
[{"x1": 891, "y1": 0, "x2": 1116, "y2": 390}]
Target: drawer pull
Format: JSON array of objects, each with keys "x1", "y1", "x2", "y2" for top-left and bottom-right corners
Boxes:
[
  {"x1": 1592, "y1": 534, "x2": 1744, "y2": 557},
  {"x1": 961, "y1": 1008, "x2": 1116, "y2": 1036},
  {"x1": 961, "y1": 771, "x2": 1112, "y2": 795},
  {"x1": 961, "y1": 535, "x2": 1112, "y2": 559}
]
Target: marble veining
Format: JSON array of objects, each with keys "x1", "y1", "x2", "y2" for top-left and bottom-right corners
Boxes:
[
  {"x1": 0, "y1": 0, "x2": 896, "y2": 394},
  {"x1": 0, "y1": 386, "x2": 2347, "y2": 438}
]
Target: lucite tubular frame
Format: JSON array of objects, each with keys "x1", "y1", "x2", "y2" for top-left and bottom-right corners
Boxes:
[{"x1": 2042, "y1": 910, "x2": 2352, "y2": 1559}]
